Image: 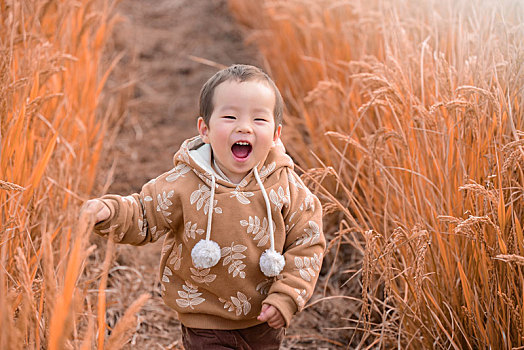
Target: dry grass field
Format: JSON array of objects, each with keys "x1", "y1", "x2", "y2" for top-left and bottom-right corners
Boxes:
[
  {"x1": 230, "y1": 0, "x2": 524, "y2": 348},
  {"x1": 1, "y1": 0, "x2": 523, "y2": 349},
  {"x1": 0, "y1": 1, "x2": 134, "y2": 348}
]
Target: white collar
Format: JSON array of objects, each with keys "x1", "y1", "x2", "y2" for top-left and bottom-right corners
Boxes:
[
  {"x1": 212, "y1": 158, "x2": 235, "y2": 184},
  {"x1": 188, "y1": 143, "x2": 238, "y2": 184}
]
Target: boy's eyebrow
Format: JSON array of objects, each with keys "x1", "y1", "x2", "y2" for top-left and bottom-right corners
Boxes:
[
  {"x1": 217, "y1": 105, "x2": 240, "y2": 112},
  {"x1": 217, "y1": 106, "x2": 272, "y2": 115},
  {"x1": 252, "y1": 107, "x2": 272, "y2": 114}
]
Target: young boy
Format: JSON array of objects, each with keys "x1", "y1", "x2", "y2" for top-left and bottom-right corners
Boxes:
[{"x1": 84, "y1": 64, "x2": 325, "y2": 349}]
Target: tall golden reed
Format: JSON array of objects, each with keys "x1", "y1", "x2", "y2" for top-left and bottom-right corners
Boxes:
[
  {"x1": 0, "y1": 1, "x2": 144, "y2": 348},
  {"x1": 230, "y1": 0, "x2": 524, "y2": 348}
]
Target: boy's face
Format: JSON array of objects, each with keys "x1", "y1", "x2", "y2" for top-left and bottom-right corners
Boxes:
[{"x1": 198, "y1": 79, "x2": 282, "y2": 184}]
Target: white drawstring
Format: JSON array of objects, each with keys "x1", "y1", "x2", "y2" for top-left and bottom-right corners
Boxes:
[
  {"x1": 191, "y1": 173, "x2": 221, "y2": 269},
  {"x1": 253, "y1": 166, "x2": 275, "y2": 251},
  {"x1": 205, "y1": 174, "x2": 216, "y2": 241},
  {"x1": 254, "y1": 164, "x2": 285, "y2": 276}
]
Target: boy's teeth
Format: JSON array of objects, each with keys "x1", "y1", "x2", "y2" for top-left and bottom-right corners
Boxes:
[{"x1": 236, "y1": 142, "x2": 250, "y2": 145}]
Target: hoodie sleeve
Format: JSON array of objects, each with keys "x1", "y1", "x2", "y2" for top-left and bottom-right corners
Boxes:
[
  {"x1": 93, "y1": 176, "x2": 178, "y2": 245},
  {"x1": 262, "y1": 169, "x2": 326, "y2": 327}
]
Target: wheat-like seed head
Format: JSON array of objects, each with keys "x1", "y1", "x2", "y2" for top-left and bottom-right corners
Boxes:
[
  {"x1": 412, "y1": 227, "x2": 429, "y2": 310},
  {"x1": 0, "y1": 180, "x2": 25, "y2": 192}
]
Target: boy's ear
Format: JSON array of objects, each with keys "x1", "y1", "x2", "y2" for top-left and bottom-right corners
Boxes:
[
  {"x1": 197, "y1": 117, "x2": 209, "y2": 143},
  {"x1": 273, "y1": 124, "x2": 282, "y2": 142}
]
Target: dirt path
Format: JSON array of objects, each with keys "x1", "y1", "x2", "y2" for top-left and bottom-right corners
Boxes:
[
  {"x1": 98, "y1": 1, "x2": 261, "y2": 348},
  {"x1": 107, "y1": 0, "x2": 261, "y2": 195},
  {"x1": 97, "y1": 2, "x2": 343, "y2": 348}
]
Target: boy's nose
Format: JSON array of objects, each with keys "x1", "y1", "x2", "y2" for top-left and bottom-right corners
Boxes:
[{"x1": 235, "y1": 121, "x2": 253, "y2": 133}]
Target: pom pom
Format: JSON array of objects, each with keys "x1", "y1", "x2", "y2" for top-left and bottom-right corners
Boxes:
[
  {"x1": 259, "y1": 249, "x2": 285, "y2": 277},
  {"x1": 191, "y1": 239, "x2": 221, "y2": 269}
]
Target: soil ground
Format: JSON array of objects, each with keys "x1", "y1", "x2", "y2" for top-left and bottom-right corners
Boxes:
[{"x1": 96, "y1": 1, "x2": 346, "y2": 348}]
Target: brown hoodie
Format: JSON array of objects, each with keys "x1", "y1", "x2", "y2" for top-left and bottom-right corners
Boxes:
[{"x1": 94, "y1": 136, "x2": 325, "y2": 330}]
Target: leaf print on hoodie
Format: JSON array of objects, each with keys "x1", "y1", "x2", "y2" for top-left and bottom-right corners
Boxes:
[
  {"x1": 300, "y1": 191, "x2": 316, "y2": 211},
  {"x1": 184, "y1": 221, "x2": 204, "y2": 242},
  {"x1": 287, "y1": 171, "x2": 305, "y2": 190},
  {"x1": 221, "y1": 243, "x2": 247, "y2": 278},
  {"x1": 294, "y1": 288, "x2": 308, "y2": 309},
  {"x1": 230, "y1": 190, "x2": 254, "y2": 205},
  {"x1": 230, "y1": 178, "x2": 254, "y2": 204},
  {"x1": 219, "y1": 292, "x2": 251, "y2": 316},
  {"x1": 269, "y1": 186, "x2": 290, "y2": 211},
  {"x1": 168, "y1": 243, "x2": 183, "y2": 270},
  {"x1": 157, "y1": 190, "x2": 174, "y2": 223},
  {"x1": 136, "y1": 197, "x2": 149, "y2": 237},
  {"x1": 190, "y1": 267, "x2": 216, "y2": 285},
  {"x1": 240, "y1": 216, "x2": 275, "y2": 247},
  {"x1": 259, "y1": 162, "x2": 276, "y2": 179},
  {"x1": 176, "y1": 281, "x2": 205, "y2": 309},
  {"x1": 190, "y1": 184, "x2": 222, "y2": 215},
  {"x1": 166, "y1": 163, "x2": 191, "y2": 182},
  {"x1": 137, "y1": 215, "x2": 148, "y2": 238},
  {"x1": 255, "y1": 275, "x2": 283, "y2": 295},
  {"x1": 294, "y1": 253, "x2": 322, "y2": 282},
  {"x1": 151, "y1": 226, "x2": 166, "y2": 241},
  {"x1": 295, "y1": 221, "x2": 321, "y2": 246}
]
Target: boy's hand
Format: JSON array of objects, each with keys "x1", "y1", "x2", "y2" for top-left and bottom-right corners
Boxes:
[
  {"x1": 257, "y1": 304, "x2": 285, "y2": 329},
  {"x1": 83, "y1": 199, "x2": 110, "y2": 223}
]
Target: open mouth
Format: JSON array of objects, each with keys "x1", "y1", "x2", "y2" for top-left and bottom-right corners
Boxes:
[{"x1": 231, "y1": 141, "x2": 252, "y2": 160}]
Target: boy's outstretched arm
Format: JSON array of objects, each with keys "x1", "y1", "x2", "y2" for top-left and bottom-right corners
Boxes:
[{"x1": 87, "y1": 174, "x2": 180, "y2": 246}]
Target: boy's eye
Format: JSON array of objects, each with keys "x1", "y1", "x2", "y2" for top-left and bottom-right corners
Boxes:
[
  {"x1": 254, "y1": 117, "x2": 268, "y2": 122},
  {"x1": 223, "y1": 115, "x2": 236, "y2": 119}
]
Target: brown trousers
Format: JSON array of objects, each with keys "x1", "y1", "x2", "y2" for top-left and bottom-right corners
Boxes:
[{"x1": 181, "y1": 323, "x2": 284, "y2": 350}]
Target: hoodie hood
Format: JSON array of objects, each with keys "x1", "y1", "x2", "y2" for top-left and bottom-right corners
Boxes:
[{"x1": 173, "y1": 135, "x2": 294, "y2": 190}]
